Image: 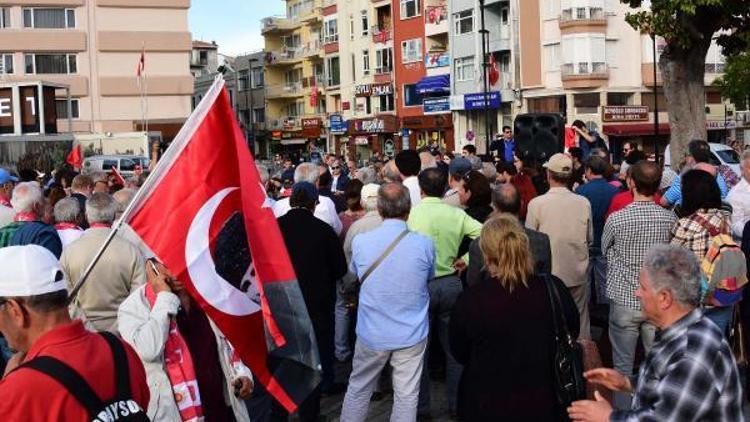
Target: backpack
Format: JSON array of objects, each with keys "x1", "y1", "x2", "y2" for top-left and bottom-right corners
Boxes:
[
  {"x1": 17, "y1": 332, "x2": 150, "y2": 422},
  {"x1": 694, "y1": 215, "x2": 748, "y2": 307}
]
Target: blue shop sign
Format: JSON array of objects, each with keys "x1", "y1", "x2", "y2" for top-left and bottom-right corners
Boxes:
[
  {"x1": 423, "y1": 97, "x2": 451, "y2": 115},
  {"x1": 328, "y1": 114, "x2": 347, "y2": 134},
  {"x1": 464, "y1": 91, "x2": 501, "y2": 110}
]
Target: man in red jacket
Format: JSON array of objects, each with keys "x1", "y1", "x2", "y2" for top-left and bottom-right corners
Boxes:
[{"x1": 0, "y1": 245, "x2": 150, "y2": 421}]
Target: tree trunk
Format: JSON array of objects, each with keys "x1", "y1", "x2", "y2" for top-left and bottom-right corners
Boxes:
[{"x1": 660, "y1": 39, "x2": 711, "y2": 171}]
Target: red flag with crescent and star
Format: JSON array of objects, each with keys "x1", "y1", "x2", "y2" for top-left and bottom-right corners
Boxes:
[{"x1": 121, "y1": 77, "x2": 321, "y2": 412}]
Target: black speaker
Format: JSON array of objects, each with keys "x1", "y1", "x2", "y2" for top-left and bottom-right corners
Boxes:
[{"x1": 514, "y1": 113, "x2": 565, "y2": 162}]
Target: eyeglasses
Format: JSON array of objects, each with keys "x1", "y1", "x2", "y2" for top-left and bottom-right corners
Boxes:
[
  {"x1": 504, "y1": 130, "x2": 512, "y2": 134},
  {"x1": 331, "y1": 166, "x2": 340, "y2": 170}
]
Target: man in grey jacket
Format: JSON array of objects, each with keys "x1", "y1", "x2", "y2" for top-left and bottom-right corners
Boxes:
[{"x1": 467, "y1": 183, "x2": 552, "y2": 287}]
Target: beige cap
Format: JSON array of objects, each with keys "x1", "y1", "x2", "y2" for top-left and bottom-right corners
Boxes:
[
  {"x1": 361, "y1": 183, "x2": 380, "y2": 200},
  {"x1": 543, "y1": 153, "x2": 573, "y2": 173}
]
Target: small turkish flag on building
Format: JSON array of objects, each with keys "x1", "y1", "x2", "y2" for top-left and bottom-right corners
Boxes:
[
  {"x1": 121, "y1": 77, "x2": 321, "y2": 412},
  {"x1": 66, "y1": 143, "x2": 82, "y2": 170}
]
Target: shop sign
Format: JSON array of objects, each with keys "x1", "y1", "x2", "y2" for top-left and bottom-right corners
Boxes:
[
  {"x1": 355, "y1": 84, "x2": 372, "y2": 97},
  {"x1": 354, "y1": 136, "x2": 370, "y2": 145},
  {"x1": 450, "y1": 95, "x2": 465, "y2": 111},
  {"x1": 328, "y1": 114, "x2": 348, "y2": 134},
  {"x1": 342, "y1": 101, "x2": 351, "y2": 111},
  {"x1": 354, "y1": 118, "x2": 385, "y2": 133},
  {"x1": 282, "y1": 118, "x2": 298, "y2": 130},
  {"x1": 464, "y1": 92, "x2": 501, "y2": 110},
  {"x1": 602, "y1": 106, "x2": 649, "y2": 122},
  {"x1": 372, "y1": 83, "x2": 393, "y2": 96},
  {"x1": 423, "y1": 97, "x2": 450, "y2": 115},
  {"x1": 707, "y1": 120, "x2": 737, "y2": 130},
  {"x1": 425, "y1": 52, "x2": 450, "y2": 69},
  {"x1": 301, "y1": 118, "x2": 320, "y2": 128}
]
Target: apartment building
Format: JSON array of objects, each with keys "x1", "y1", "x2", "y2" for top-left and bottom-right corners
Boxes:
[
  {"x1": 327, "y1": 0, "x2": 397, "y2": 161},
  {"x1": 262, "y1": 0, "x2": 329, "y2": 158},
  {"x1": 448, "y1": 0, "x2": 516, "y2": 154},
  {"x1": 0, "y1": 0, "x2": 192, "y2": 138},
  {"x1": 518, "y1": 0, "x2": 733, "y2": 157},
  {"x1": 393, "y1": 0, "x2": 454, "y2": 152}
]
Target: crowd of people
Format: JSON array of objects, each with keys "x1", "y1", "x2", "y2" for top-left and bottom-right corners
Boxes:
[{"x1": 0, "y1": 134, "x2": 748, "y2": 421}]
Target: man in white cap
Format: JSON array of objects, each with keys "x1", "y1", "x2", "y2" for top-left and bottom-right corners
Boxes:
[
  {"x1": 0, "y1": 245, "x2": 150, "y2": 420},
  {"x1": 526, "y1": 153, "x2": 593, "y2": 338}
]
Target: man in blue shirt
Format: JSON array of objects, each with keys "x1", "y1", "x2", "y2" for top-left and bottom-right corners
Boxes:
[
  {"x1": 342, "y1": 183, "x2": 435, "y2": 422},
  {"x1": 661, "y1": 140, "x2": 729, "y2": 207},
  {"x1": 576, "y1": 156, "x2": 619, "y2": 305}
]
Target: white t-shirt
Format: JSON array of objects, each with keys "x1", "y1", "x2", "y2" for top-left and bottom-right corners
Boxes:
[
  {"x1": 402, "y1": 176, "x2": 421, "y2": 208},
  {"x1": 273, "y1": 195, "x2": 343, "y2": 235},
  {"x1": 57, "y1": 228, "x2": 84, "y2": 248}
]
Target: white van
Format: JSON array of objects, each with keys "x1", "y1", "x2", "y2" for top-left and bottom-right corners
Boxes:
[
  {"x1": 663, "y1": 143, "x2": 741, "y2": 179},
  {"x1": 82, "y1": 155, "x2": 149, "y2": 177}
]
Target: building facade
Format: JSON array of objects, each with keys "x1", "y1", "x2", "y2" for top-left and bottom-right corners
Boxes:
[
  {"x1": 0, "y1": 0, "x2": 192, "y2": 138},
  {"x1": 262, "y1": 0, "x2": 329, "y2": 161}
]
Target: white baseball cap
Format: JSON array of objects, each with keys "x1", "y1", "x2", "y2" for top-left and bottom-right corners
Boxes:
[
  {"x1": 0, "y1": 245, "x2": 68, "y2": 297},
  {"x1": 361, "y1": 183, "x2": 380, "y2": 200}
]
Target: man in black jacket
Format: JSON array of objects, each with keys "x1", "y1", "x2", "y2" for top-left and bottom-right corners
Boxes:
[
  {"x1": 467, "y1": 183, "x2": 552, "y2": 287},
  {"x1": 277, "y1": 182, "x2": 347, "y2": 420}
]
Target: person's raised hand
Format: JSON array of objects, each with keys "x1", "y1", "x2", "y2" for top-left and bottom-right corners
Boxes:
[
  {"x1": 146, "y1": 260, "x2": 173, "y2": 294},
  {"x1": 567, "y1": 391, "x2": 612, "y2": 422},
  {"x1": 584, "y1": 368, "x2": 632, "y2": 393}
]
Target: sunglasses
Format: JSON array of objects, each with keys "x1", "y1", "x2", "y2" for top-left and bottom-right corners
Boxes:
[{"x1": 331, "y1": 166, "x2": 340, "y2": 170}]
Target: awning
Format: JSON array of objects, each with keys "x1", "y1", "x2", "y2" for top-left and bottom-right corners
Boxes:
[
  {"x1": 280, "y1": 138, "x2": 307, "y2": 145},
  {"x1": 602, "y1": 123, "x2": 671, "y2": 137},
  {"x1": 416, "y1": 74, "x2": 450, "y2": 95}
]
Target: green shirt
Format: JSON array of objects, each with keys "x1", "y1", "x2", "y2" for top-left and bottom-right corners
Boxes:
[{"x1": 407, "y1": 197, "x2": 483, "y2": 277}]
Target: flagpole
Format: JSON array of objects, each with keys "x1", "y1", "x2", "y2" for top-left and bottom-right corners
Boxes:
[{"x1": 68, "y1": 77, "x2": 228, "y2": 303}]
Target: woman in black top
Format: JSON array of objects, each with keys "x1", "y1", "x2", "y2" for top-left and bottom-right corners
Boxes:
[
  {"x1": 458, "y1": 170, "x2": 493, "y2": 223},
  {"x1": 450, "y1": 215, "x2": 579, "y2": 421}
]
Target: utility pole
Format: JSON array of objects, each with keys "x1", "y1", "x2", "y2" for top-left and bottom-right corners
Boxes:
[
  {"x1": 651, "y1": 33, "x2": 659, "y2": 161},
  {"x1": 479, "y1": 0, "x2": 492, "y2": 160},
  {"x1": 248, "y1": 57, "x2": 259, "y2": 155}
]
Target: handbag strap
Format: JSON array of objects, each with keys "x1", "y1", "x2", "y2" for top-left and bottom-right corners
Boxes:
[
  {"x1": 543, "y1": 275, "x2": 573, "y2": 340},
  {"x1": 360, "y1": 229, "x2": 409, "y2": 285}
]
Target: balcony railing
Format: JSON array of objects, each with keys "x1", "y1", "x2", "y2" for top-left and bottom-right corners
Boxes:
[
  {"x1": 265, "y1": 82, "x2": 304, "y2": 98},
  {"x1": 561, "y1": 62, "x2": 608, "y2": 77},
  {"x1": 372, "y1": 26, "x2": 391, "y2": 43},
  {"x1": 267, "y1": 116, "x2": 302, "y2": 131},
  {"x1": 559, "y1": 7, "x2": 605, "y2": 24},
  {"x1": 261, "y1": 16, "x2": 299, "y2": 33}
]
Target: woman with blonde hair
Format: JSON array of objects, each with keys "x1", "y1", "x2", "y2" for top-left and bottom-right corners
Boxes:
[{"x1": 449, "y1": 215, "x2": 579, "y2": 421}]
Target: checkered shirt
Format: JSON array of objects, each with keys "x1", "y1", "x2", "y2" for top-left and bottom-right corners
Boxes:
[
  {"x1": 602, "y1": 201, "x2": 677, "y2": 310},
  {"x1": 611, "y1": 309, "x2": 744, "y2": 422},
  {"x1": 670, "y1": 208, "x2": 730, "y2": 260}
]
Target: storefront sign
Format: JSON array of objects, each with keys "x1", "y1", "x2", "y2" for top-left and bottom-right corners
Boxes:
[
  {"x1": 425, "y1": 52, "x2": 450, "y2": 69},
  {"x1": 301, "y1": 118, "x2": 320, "y2": 128},
  {"x1": 0, "y1": 85, "x2": 57, "y2": 135},
  {"x1": 423, "y1": 97, "x2": 451, "y2": 115},
  {"x1": 283, "y1": 118, "x2": 298, "y2": 130},
  {"x1": 602, "y1": 106, "x2": 649, "y2": 122},
  {"x1": 354, "y1": 136, "x2": 370, "y2": 145},
  {"x1": 707, "y1": 120, "x2": 737, "y2": 130},
  {"x1": 464, "y1": 92, "x2": 501, "y2": 110},
  {"x1": 328, "y1": 114, "x2": 347, "y2": 134},
  {"x1": 371, "y1": 83, "x2": 393, "y2": 96},
  {"x1": 350, "y1": 115, "x2": 398, "y2": 134},
  {"x1": 355, "y1": 84, "x2": 372, "y2": 97},
  {"x1": 342, "y1": 101, "x2": 351, "y2": 111}
]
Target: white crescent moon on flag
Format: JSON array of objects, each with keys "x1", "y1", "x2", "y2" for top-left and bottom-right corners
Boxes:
[{"x1": 185, "y1": 187, "x2": 261, "y2": 316}]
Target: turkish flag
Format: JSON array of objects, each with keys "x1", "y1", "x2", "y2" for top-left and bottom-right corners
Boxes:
[
  {"x1": 66, "y1": 143, "x2": 82, "y2": 169},
  {"x1": 122, "y1": 78, "x2": 320, "y2": 412},
  {"x1": 489, "y1": 54, "x2": 500, "y2": 88}
]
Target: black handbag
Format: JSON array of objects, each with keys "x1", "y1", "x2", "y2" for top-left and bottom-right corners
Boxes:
[{"x1": 542, "y1": 275, "x2": 586, "y2": 407}]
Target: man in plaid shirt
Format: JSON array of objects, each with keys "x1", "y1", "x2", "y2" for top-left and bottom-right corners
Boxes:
[
  {"x1": 568, "y1": 245, "x2": 743, "y2": 421},
  {"x1": 601, "y1": 161, "x2": 676, "y2": 409}
]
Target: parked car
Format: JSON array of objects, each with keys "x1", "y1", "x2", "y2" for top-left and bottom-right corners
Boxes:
[
  {"x1": 663, "y1": 142, "x2": 741, "y2": 178},
  {"x1": 82, "y1": 155, "x2": 149, "y2": 177}
]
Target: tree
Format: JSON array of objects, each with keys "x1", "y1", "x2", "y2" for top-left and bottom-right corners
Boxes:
[
  {"x1": 714, "y1": 33, "x2": 750, "y2": 110},
  {"x1": 623, "y1": 0, "x2": 750, "y2": 167}
]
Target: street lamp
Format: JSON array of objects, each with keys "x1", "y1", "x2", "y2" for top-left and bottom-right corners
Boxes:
[
  {"x1": 479, "y1": 0, "x2": 493, "y2": 160},
  {"x1": 217, "y1": 63, "x2": 240, "y2": 117},
  {"x1": 651, "y1": 33, "x2": 659, "y2": 160},
  {"x1": 247, "y1": 57, "x2": 259, "y2": 155}
]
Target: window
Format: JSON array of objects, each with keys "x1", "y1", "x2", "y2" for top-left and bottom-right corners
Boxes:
[
  {"x1": 403, "y1": 83, "x2": 423, "y2": 107},
  {"x1": 607, "y1": 92, "x2": 631, "y2": 106},
  {"x1": 376, "y1": 48, "x2": 393, "y2": 73},
  {"x1": 363, "y1": 50, "x2": 370, "y2": 75},
  {"x1": 706, "y1": 91, "x2": 722, "y2": 104},
  {"x1": 401, "y1": 38, "x2": 422, "y2": 63},
  {"x1": 349, "y1": 15, "x2": 355, "y2": 40},
  {"x1": 324, "y1": 18, "x2": 338, "y2": 43},
  {"x1": 25, "y1": 54, "x2": 77, "y2": 74},
  {"x1": 238, "y1": 70, "x2": 249, "y2": 91},
  {"x1": 574, "y1": 93, "x2": 600, "y2": 114},
  {"x1": 351, "y1": 53, "x2": 356, "y2": 81},
  {"x1": 326, "y1": 56, "x2": 341, "y2": 86},
  {"x1": 361, "y1": 10, "x2": 369, "y2": 36},
  {"x1": 454, "y1": 9, "x2": 473, "y2": 35},
  {"x1": 1, "y1": 8, "x2": 10, "y2": 28},
  {"x1": 455, "y1": 56, "x2": 475, "y2": 81},
  {"x1": 253, "y1": 108, "x2": 265, "y2": 125},
  {"x1": 400, "y1": 0, "x2": 420, "y2": 19},
  {"x1": 23, "y1": 8, "x2": 75, "y2": 28},
  {"x1": 251, "y1": 68, "x2": 264, "y2": 88},
  {"x1": 576, "y1": 7, "x2": 586, "y2": 19},
  {"x1": 55, "y1": 99, "x2": 80, "y2": 119},
  {"x1": 0, "y1": 54, "x2": 13, "y2": 75},
  {"x1": 378, "y1": 94, "x2": 395, "y2": 112},
  {"x1": 641, "y1": 91, "x2": 667, "y2": 111}
]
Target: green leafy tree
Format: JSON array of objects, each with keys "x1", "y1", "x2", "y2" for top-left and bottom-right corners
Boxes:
[
  {"x1": 623, "y1": 0, "x2": 750, "y2": 166},
  {"x1": 714, "y1": 33, "x2": 750, "y2": 110}
]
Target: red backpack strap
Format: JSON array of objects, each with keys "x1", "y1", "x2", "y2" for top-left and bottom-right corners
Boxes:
[{"x1": 691, "y1": 214, "x2": 723, "y2": 237}]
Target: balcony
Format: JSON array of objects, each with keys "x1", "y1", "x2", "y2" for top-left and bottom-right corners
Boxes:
[
  {"x1": 267, "y1": 116, "x2": 302, "y2": 131},
  {"x1": 265, "y1": 82, "x2": 304, "y2": 99},
  {"x1": 374, "y1": 67, "x2": 393, "y2": 84},
  {"x1": 561, "y1": 62, "x2": 609, "y2": 88},
  {"x1": 323, "y1": 35, "x2": 339, "y2": 53},
  {"x1": 425, "y1": 1, "x2": 448, "y2": 37},
  {"x1": 265, "y1": 41, "x2": 321, "y2": 66},
  {"x1": 559, "y1": 7, "x2": 607, "y2": 34},
  {"x1": 261, "y1": 16, "x2": 299, "y2": 34},
  {"x1": 372, "y1": 26, "x2": 392, "y2": 44}
]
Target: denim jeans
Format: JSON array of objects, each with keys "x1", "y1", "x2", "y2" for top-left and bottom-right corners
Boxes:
[
  {"x1": 704, "y1": 306, "x2": 734, "y2": 337},
  {"x1": 588, "y1": 251, "x2": 608, "y2": 305},
  {"x1": 335, "y1": 279, "x2": 353, "y2": 361},
  {"x1": 417, "y1": 275, "x2": 463, "y2": 416},
  {"x1": 608, "y1": 303, "x2": 656, "y2": 409}
]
